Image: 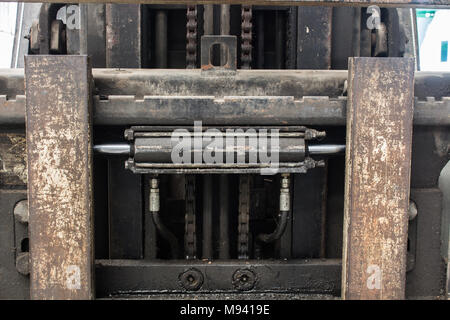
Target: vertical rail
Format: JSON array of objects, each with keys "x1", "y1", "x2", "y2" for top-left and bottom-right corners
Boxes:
[
  {"x1": 342, "y1": 57, "x2": 414, "y2": 299},
  {"x1": 274, "y1": 10, "x2": 285, "y2": 69},
  {"x1": 203, "y1": 4, "x2": 214, "y2": 36},
  {"x1": 352, "y1": 8, "x2": 361, "y2": 57},
  {"x1": 296, "y1": 7, "x2": 332, "y2": 69},
  {"x1": 202, "y1": 175, "x2": 213, "y2": 259},
  {"x1": 155, "y1": 10, "x2": 168, "y2": 68},
  {"x1": 106, "y1": 4, "x2": 142, "y2": 68},
  {"x1": 25, "y1": 55, "x2": 94, "y2": 299},
  {"x1": 105, "y1": 6, "x2": 144, "y2": 260},
  {"x1": 256, "y1": 12, "x2": 264, "y2": 69},
  {"x1": 219, "y1": 175, "x2": 230, "y2": 259},
  {"x1": 220, "y1": 4, "x2": 230, "y2": 66}
]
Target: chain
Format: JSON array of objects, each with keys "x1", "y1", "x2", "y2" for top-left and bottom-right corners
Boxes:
[
  {"x1": 241, "y1": 5, "x2": 252, "y2": 69},
  {"x1": 238, "y1": 174, "x2": 250, "y2": 259},
  {"x1": 186, "y1": 5, "x2": 198, "y2": 69},
  {"x1": 185, "y1": 175, "x2": 196, "y2": 259}
]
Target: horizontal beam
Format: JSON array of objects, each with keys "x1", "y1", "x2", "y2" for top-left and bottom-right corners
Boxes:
[
  {"x1": 3, "y1": 69, "x2": 450, "y2": 100},
  {"x1": 1, "y1": 69, "x2": 449, "y2": 126},
  {"x1": 97, "y1": 96, "x2": 450, "y2": 126},
  {"x1": 95, "y1": 259, "x2": 341, "y2": 297},
  {"x1": 2, "y1": 96, "x2": 449, "y2": 126},
  {"x1": 2, "y1": 0, "x2": 449, "y2": 9}
]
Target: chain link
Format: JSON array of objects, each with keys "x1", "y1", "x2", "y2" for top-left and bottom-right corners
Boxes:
[
  {"x1": 238, "y1": 175, "x2": 250, "y2": 259},
  {"x1": 186, "y1": 5, "x2": 198, "y2": 69},
  {"x1": 241, "y1": 5, "x2": 252, "y2": 69}
]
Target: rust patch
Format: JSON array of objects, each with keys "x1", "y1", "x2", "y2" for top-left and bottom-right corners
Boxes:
[
  {"x1": 342, "y1": 58, "x2": 415, "y2": 300},
  {"x1": 25, "y1": 55, "x2": 94, "y2": 300},
  {"x1": 0, "y1": 133, "x2": 27, "y2": 186}
]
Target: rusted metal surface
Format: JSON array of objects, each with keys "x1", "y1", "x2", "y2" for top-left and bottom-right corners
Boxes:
[
  {"x1": 95, "y1": 259, "x2": 341, "y2": 296},
  {"x1": 2, "y1": 94, "x2": 450, "y2": 126},
  {"x1": 0, "y1": 133, "x2": 27, "y2": 186},
  {"x1": 3, "y1": 0, "x2": 450, "y2": 8},
  {"x1": 296, "y1": 7, "x2": 332, "y2": 69},
  {"x1": 1, "y1": 70, "x2": 449, "y2": 126},
  {"x1": 25, "y1": 55, "x2": 94, "y2": 300},
  {"x1": 105, "y1": 4, "x2": 141, "y2": 68},
  {"x1": 3, "y1": 69, "x2": 450, "y2": 99},
  {"x1": 342, "y1": 57, "x2": 415, "y2": 299}
]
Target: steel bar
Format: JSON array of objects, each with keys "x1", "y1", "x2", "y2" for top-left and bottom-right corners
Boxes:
[
  {"x1": 3, "y1": 0, "x2": 450, "y2": 9},
  {"x1": 342, "y1": 57, "x2": 415, "y2": 299},
  {"x1": 203, "y1": 4, "x2": 214, "y2": 36},
  {"x1": 94, "y1": 144, "x2": 131, "y2": 155},
  {"x1": 2, "y1": 95, "x2": 449, "y2": 127},
  {"x1": 308, "y1": 144, "x2": 346, "y2": 155},
  {"x1": 275, "y1": 10, "x2": 285, "y2": 69},
  {"x1": 105, "y1": 4, "x2": 142, "y2": 68},
  {"x1": 25, "y1": 55, "x2": 94, "y2": 299},
  {"x1": 219, "y1": 175, "x2": 230, "y2": 259},
  {"x1": 155, "y1": 10, "x2": 168, "y2": 68},
  {"x1": 95, "y1": 259, "x2": 341, "y2": 296},
  {"x1": 202, "y1": 175, "x2": 213, "y2": 259},
  {"x1": 1, "y1": 70, "x2": 449, "y2": 126},
  {"x1": 220, "y1": 4, "x2": 230, "y2": 66},
  {"x1": 2, "y1": 69, "x2": 450, "y2": 99},
  {"x1": 256, "y1": 12, "x2": 264, "y2": 69},
  {"x1": 297, "y1": 7, "x2": 332, "y2": 69}
]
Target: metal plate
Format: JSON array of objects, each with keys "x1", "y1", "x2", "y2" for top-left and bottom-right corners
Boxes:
[
  {"x1": 25, "y1": 55, "x2": 94, "y2": 299},
  {"x1": 342, "y1": 57, "x2": 415, "y2": 299}
]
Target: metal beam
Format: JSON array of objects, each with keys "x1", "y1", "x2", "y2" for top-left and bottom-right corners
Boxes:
[
  {"x1": 25, "y1": 55, "x2": 94, "y2": 299},
  {"x1": 95, "y1": 259, "x2": 341, "y2": 297},
  {"x1": 342, "y1": 57, "x2": 415, "y2": 299},
  {"x1": 1, "y1": 70, "x2": 449, "y2": 126},
  {"x1": 3, "y1": 69, "x2": 450, "y2": 99},
  {"x1": 2, "y1": 0, "x2": 450, "y2": 9}
]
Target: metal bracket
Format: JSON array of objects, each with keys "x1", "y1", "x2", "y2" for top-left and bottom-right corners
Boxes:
[{"x1": 201, "y1": 35, "x2": 237, "y2": 74}]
